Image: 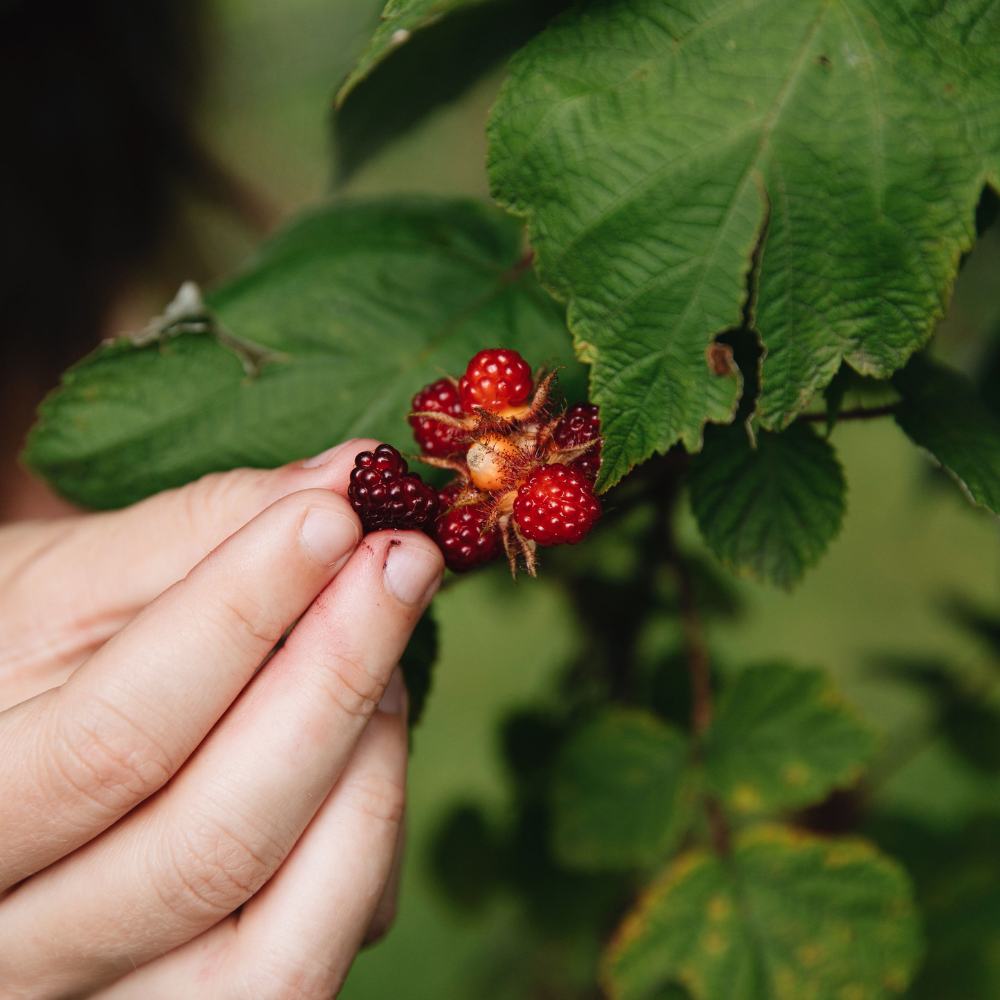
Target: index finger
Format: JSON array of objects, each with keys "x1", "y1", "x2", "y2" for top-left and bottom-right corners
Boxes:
[{"x1": 0, "y1": 439, "x2": 377, "y2": 690}]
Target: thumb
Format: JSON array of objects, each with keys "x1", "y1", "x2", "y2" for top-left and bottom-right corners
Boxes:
[{"x1": 0, "y1": 439, "x2": 379, "y2": 682}]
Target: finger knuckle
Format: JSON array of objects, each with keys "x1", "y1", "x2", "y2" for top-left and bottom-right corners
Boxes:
[
  {"x1": 209, "y1": 586, "x2": 289, "y2": 654},
  {"x1": 45, "y1": 698, "x2": 174, "y2": 816},
  {"x1": 342, "y1": 768, "x2": 406, "y2": 828},
  {"x1": 181, "y1": 469, "x2": 271, "y2": 553},
  {"x1": 306, "y1": 649, "x2": 384, "y2": 721},
  {"x1": 158, "y1": 816, "x2": 283, "y2": 919},
  {"x1": 244, "y1": 956, "x2": 339, "y2": 1000}
]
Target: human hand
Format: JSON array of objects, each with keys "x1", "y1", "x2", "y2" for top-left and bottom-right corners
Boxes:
[{"x1": 0, "y1": 440, "x2": 444, "y2": 998}]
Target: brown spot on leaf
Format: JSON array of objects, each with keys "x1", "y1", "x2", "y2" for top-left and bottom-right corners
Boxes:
[{"x1": 706, "y1": 341, "x2": 735, "y2": 376}]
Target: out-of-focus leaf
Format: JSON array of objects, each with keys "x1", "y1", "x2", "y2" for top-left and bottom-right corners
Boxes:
[
  {"x1": 488, "y1": 0, "x2": 1000, "y2": 487},
  {"x1": 400, "y1": 607, "x2": 438, "y2": 728},
  {"x1": 430, "y1": 801, "x2": 504, "y2": 912},
  {"x1": 869, "y1": 814, "x2": 1000, "y2": 1000},
  {"x1": 893, "y1": 353, "x2": 1000, "y2": 515},
  {"x1": 501, "y1": 708, "x2": 565, "y2": 792},
  {"x1": 25, "y1": 198, "x2": 581, "y2": 509},
  {"x1": 333, "y1": 0, "x2": 570, "y2": 180},
  {"x1": 603, "y1": 825, "x2": 920, "y2": 1000},
  {"x1": 880, "y1": 658, "x2": 1000, "y2": 775},
  {"x1": 705, "y1": 663, "x2": 875, "y2": 816},
  {"x1": 688, "y1": 422, "x2": 846, "y2": 589},
  {"x1": 552, "y1": 709, "x2": 691, "y2": 871},
  {"x1": 949, "y1": 597, "x2": 1000, "y2": 662}
]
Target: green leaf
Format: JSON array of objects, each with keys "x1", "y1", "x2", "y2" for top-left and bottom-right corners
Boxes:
[
  {"x1": 487, "y1": 0, "x2": 1000, "y2": 486},
  {"x1": 892, "y1": 353, "x2": 1000, "y2": 516},
  {"x1": 333, "y1": 0, "x2": 570, "y2": 180},
  {"x1": 552, "y1": 709, "x2": 691, "y2": 871},
  {"x1": 687, "y1": 422, "x2": 846, "y2": 589},
  {"x1": 603, "y1": 825, "x2": 921, "y2": 1000},
  {"x1": 705, "y1": 664, "x2": 875, "y2": 817},
  {"x1": 400, "y1": 607, "x2": 438, "y2": 728},
  {"x1": 430, "y1": 801, "x2": 504, "y2": 912},
  {"x1": 869, "y1": 814, "x2": 1000, "y2": 1000},
  {"x1": 24, "y1": 197, "x2": 582, "y2": 509},
  {"x1": 877, "y1": 657, "x2": 1000, "y2": 776}
]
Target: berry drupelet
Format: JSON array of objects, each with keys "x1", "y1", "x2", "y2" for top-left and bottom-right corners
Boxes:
[{"x1": 348, "y1": 444, "x2": 439, "y2": 533}]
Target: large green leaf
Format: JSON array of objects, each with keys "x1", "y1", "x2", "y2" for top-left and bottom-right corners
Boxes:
[
  {"x1": 333, "y1": 0, "x2": 570, "y2": 180},
  {"x1": 604, "y1": 825, "x2": 920, "y2": 1000},
  {"x1": 24, "y1": 197, "x2": 581, "y2": 509},
  {"x1": 893, "y1": 353, "x2": 1000, "y2": 516},
  {"x1": 687, "y1": 422, "x2": 846, "y2": 589},
  {"x1": 705, "y1": 664, "x2": 875, "y2": 817},
  {"x1": 487, "y1": 0, "x2": 1000, "y2": 487},
  {"x1": 552, "y1": 709, "x2": 691, "y2": 872}
]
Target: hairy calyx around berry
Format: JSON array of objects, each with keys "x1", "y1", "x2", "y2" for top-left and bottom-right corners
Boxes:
[
  {"x1": 348, "y1": 443, "x2": 438, "y2": 533},
  {"x1": 407, "y1": 349, "x2": 605, "y2": 577}
]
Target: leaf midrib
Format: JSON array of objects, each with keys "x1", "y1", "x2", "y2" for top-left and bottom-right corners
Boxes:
[{"x1": 44, "y1": 266, "x2": 539, "y2": 463}]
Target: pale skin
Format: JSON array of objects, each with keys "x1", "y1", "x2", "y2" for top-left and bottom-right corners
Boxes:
[{"x1": 0, "y1": 438, "x2": 444, "y2": 999}]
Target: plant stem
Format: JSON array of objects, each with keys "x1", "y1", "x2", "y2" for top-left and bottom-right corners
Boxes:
[
  {"x1": 655, "y1": 455, "x2": 731, "y2": 855},
  {"x1": 797, "y1": 404, "x2": 898, "y2": 424},
  {"x1": 671, "y1": 549, "x2": 713, "y2": 736}
]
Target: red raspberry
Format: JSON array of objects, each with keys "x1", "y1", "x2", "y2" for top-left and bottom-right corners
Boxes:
[
  {"x1": 458, "y1": 348, "x2": 533, "y2": 414},
  {"x1": 409, "y1": 379, "x2": 466, "y2": 457},
  {"x1": 552, "y1": 402, "x2": 602, "y2": 477},
  {"x1": 433, "y1": 487, "x2": 502, "y2": 572},
  {"x1": 348, "y1": 444, "x2": 439, "y2": 533},
  {"x1": 512, "y1": 464, "x2": 600, "y2": 546}
]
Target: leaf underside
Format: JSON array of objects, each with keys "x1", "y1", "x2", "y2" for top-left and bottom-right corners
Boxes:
[
  {"x1": 704, "y1": 663, "x2": 875, "y2": 816},
  {"x1": 893, "y1": 353, "x2": 1000, "y2": 516},
  {"x1": 24, "y1": 198, "x2": 582, "y2": 510},
  {"x1": 687, "y1": 421, "x2": 847, "y2": 589},
  {"x1": 488, "y1": 0, "x2": 1000, "y2": 489},
  {"x1": 604, "y1": 825, "x2": 921, "y2": 1000}
]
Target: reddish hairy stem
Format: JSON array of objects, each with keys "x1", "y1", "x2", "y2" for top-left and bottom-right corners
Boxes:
[{"x1": 671, "y1": 553, "x2": 713, "y2": 736}]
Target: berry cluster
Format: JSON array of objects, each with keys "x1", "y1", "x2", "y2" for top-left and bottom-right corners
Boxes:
[
  {"x1": 414, "y1": 348, "x2": 602, "y2": 576},
  {"x1": 348, "y1": 348, "x2": 603, "y2": 576}
]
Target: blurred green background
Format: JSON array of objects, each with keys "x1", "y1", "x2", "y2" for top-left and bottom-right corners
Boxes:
[{"x1": 175, "y1": 1, "x2": 1000, "y2": 995}]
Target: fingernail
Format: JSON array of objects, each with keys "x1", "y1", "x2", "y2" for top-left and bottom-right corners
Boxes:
[
  {"x1": 378, "y1": 668, "x2": 406, "y2": 715},
  {"x1": 302, "y1": 440, "x2": 356, "y2": 468},
  {"x1": 301, "y1": 507, "x2": 360, "y2": 565},
  {"x1": 384, "y1": 542, "x2": 443, "y2": 606}
]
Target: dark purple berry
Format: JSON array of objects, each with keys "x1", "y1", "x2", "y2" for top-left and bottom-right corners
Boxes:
[{"x1": 348, "y1": 443, "x2": 439, "y2": 533}]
